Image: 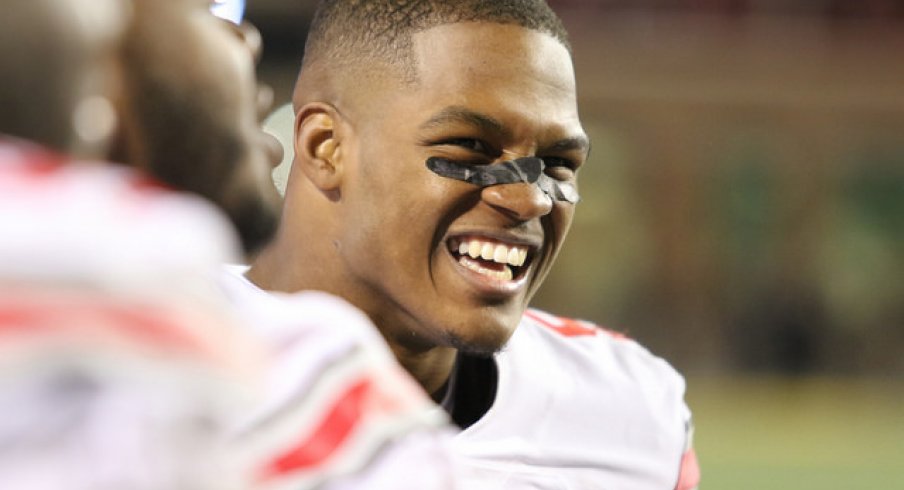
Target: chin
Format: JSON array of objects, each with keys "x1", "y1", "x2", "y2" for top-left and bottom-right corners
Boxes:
[{"x1": 445, "y1": 319, "x2": 518, "y2": 357}]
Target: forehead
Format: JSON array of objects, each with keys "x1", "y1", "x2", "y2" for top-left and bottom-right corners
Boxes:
[{"x1": 405, "y1": 22, "x2": 581, "y2": 135}]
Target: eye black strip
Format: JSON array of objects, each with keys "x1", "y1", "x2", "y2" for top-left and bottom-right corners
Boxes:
[{"x1": 425, "y1": 157, "x2": 579, "y2": 204}]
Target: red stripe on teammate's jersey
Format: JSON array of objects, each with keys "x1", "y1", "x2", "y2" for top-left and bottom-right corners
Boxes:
[
  {"x1": 0, "y1": 145, "x2": 66, "y2": 182},
  {"x1": 258, "y1": 377, "x2": 372, "y2": 481},
  {"x1": 0, "y1": 138, "x2": 66, "y2": 173},
  {"x1": 674, "y1": 448, "x2": 700, "y2": 490},
  {"x1": 1, "y1": 138, "x2": 169, "y2": 198},
  {"x1": 0, "y1": 301, "x2": 209, "y2": 359}
]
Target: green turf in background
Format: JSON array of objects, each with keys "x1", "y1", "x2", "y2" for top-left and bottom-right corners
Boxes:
[{"x1": 686, "y1": 376, "x2": 904, "y2": 490}]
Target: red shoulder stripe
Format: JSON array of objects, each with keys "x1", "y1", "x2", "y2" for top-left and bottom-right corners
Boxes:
[
  {"x1": 524, "y1": 310, "x2": 599, "y2": 337},
  {"x1": 524, "y1": 309, "x2": 629, "y2": 339},
  {"x1": 258, "y1": 377, "x2": 372, "y2": 480},
  {"x1": 0, "y1": 139, "x2": 67, "y2": 174},
  {"x1": 0, "y1": 300, "x2": 208, "y2": 359}
]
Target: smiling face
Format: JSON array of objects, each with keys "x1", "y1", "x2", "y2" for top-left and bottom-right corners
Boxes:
[{"x1": 325, "y1": 22, "x2": 587, "y2": 354}]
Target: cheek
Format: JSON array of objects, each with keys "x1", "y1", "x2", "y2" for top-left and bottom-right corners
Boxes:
[
  {"x1": 543, "y1": 204, "x2": 576, "y2": 260},
  {"x1": 348, "y1": 163, "x2": 451, "y2": 261},
  {"x1": 206, "y1": 52, "x2": 257, "y2": 120},
  {"x1": 554, "y1": 205, "x2": 576, "y2": 240}
]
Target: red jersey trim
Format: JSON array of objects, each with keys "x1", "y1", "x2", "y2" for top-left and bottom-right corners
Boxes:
[
  {"x1": 1, "y1": 138, "x2": 170, "y2": 197},
  {"x1": 523, "y1": 309, "x2": 629, "y2": 339},
  {"x1": 0, "y1": 300, "x2": 209, "y2": 360},
  {"x1": 674, "y1": 448, "x2": 700, "y2": 490},
  {"x1": 258, "y1": 377, "x2": 372, "y2": 481},
  {"x1": 0, "y1": 137, "x2": 67, "y2": 172}
]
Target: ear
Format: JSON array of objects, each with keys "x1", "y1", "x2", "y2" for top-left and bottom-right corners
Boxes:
[{"x1": 293, "y1": 102, "x2": 343, "y2": 192}]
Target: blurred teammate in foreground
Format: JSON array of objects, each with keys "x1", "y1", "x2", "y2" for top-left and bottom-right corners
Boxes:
[
  {"x1": 242, "y1": 0, "x2": 701, "y2": 488},
  {"x1": 1, "y1": 0, "x2": 458, "y2": 488},
  {"x1": 0, "y1": 1, "x2": 259, "y2": 488}
]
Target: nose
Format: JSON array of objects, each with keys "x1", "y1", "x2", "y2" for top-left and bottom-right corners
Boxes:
[
  {"x1": 229, "y1": 21, "x2": 273, "y2": 120},
  {"x1": 480, "y1": 182, "x2": 554, "y2": 221},
  {"x1": 238, "y1": 21, "x2": 264, "y2": 64},
  {"x1": 256, "y1": 84, "x2": 274, "y2": 121}
]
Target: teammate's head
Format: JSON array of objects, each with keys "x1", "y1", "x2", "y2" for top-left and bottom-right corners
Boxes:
[
  {"x1": 0, "y1": 0, "x2": 126, "y2": 157},
  {"x1": 257, "y1": 0, "x2": 588, "y2": 357},
  {"x1": 115, "y1": 0, "x2": 282, "y2": 254}
]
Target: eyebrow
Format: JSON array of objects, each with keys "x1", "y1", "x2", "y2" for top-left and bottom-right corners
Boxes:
[
  {"x1": 420, "y1": 105, "x2": 590, "y2": 157},
  {"x1": 419, "y1": 106, "x2": 508, "y2": 136}
]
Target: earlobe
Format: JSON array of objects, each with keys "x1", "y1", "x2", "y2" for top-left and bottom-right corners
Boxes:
[{"x1": 293, "y1": 102, "x2": 342, "y2": 192}]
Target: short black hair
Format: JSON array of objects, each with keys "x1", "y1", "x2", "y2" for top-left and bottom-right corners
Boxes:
[{"x1": 303, "y1": 0, "x2": 570, "y2": 79}]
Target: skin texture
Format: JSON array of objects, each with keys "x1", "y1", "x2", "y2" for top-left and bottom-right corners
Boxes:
[
  {"x1": 115, "y1": 0, "x2": 282, "y2": 254},
  {"x1": 0, "y1": 0, "x2": 126, "y2": 157},
  {"x1": 250, "y1": 22, "x2": 588, "y2": 397}
]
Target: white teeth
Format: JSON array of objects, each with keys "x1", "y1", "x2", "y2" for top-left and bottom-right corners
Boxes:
[
  {"x1": 452, "y1": 237, "x2": 529, "y2": 268},
  {"x1": 468, "y1": 241, "x2": 482, "y2": 259},
  {"x1": 458, "y1": 256, "x2": 514, "y2": 281},
  {"x1": 493, "y1": 245, "x2": 508, "y2": 263},
  {"x1": 480, "y1": 243, "x2": 494, "y2": 260},
  {"x1": 507, "y1": 247, "x2": 520, "y2": 265}
]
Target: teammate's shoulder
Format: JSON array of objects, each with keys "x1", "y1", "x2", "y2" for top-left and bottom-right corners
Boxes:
[
  {"x1": 1, "y1": 140, "x2": 240, "y2": 294},
  {"x1": 219, "y1": 265, "x2": 386, "y2": 347}
]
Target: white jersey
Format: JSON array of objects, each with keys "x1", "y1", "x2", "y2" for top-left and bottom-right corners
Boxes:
[
  {"x1": 0, "y1": 137, "x2": 261, "y2": 490},
  {"x1": 450, "y1": 309, "x2": 700, "y2": 490},
  {"x1": 219, "y1": 267, "x2": 460, "y2": 490}
]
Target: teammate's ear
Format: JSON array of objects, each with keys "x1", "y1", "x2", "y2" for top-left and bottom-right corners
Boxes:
[{"x1": 294, "y1": 102, "x2": 342, "y2": 192}]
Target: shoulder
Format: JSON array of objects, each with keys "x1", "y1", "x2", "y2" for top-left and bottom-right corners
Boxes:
[
  {"x1": 521, "y1": 308, "x2": 628, "y2": 340},
  {"x1": 516, "y1": 308, "x2": 687, "y2": 399},
  {"x1": 456, "y1": 310, "x2": 695, "y2": 487},
  {"x1": 1, "y1": 141, "x2": 241, "y2": 295},
  {"x1": 218, "y1": 269, "x2": 457, "y2": 489},
  {"x1": 218, "y1": 265, "x2": 386, "y2": 348}
]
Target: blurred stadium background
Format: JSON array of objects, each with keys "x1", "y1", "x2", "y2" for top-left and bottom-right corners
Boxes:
[{"x1": 247, "y1": 1, "x2": 904, "y2": 487}]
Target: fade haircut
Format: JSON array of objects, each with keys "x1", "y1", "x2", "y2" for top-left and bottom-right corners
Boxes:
[{"x1": 303, "y1": 0, "x2": 570, "y2": 82}]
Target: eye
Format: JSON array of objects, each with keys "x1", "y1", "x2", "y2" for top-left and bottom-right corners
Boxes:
[
  {"x1": 441, "y1": 138, "x2": 491, "y2": 153},
  {"x1": 542, "y1": 157, "x2": 577, "y2": 180}
]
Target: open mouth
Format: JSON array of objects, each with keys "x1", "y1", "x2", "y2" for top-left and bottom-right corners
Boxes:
[{"x1": 447, "y1": 236, "x2": 533, "y2": 282}]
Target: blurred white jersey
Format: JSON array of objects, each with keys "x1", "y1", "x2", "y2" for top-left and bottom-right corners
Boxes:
[
  {"x1": 219, "y1": 266, "x2": 459, "y2": 490},
  {"x1": 450, "y1": 309, "x2": 700, "y2": 490},
  {"x1": 0, "y1": 137, "x2": 261, "y2": 490}
]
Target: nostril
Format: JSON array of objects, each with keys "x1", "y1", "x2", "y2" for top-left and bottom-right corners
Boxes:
[{"x1": 481, "y1": 183, "x2": 553, "y2": 221}]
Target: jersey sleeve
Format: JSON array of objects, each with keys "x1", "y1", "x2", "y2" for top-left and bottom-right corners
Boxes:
[
  {"x1": 524, "y1": 308, "x2": 700, "y2": 489},
  {"x1": 219, "y1": 276, "x2": 461, "y2": 490},
  {"x1": 0, "y1": 143, "x2": 262, "y2": 490},
  {"x1": 674, "y1": 415, "x2": 700, "y2": 490}
]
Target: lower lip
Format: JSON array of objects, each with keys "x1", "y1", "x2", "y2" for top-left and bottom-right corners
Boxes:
[{"x1": 445, "y1": 249, "x2": 529, "y2": 297}]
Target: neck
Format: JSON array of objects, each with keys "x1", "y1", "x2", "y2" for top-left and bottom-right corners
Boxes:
[
  {"x1": 248, "y1": 237, "x2": 459, "y2": 398},
  {"x1": 388, "y1": 341, "x2": 458, "y2": 402}
]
